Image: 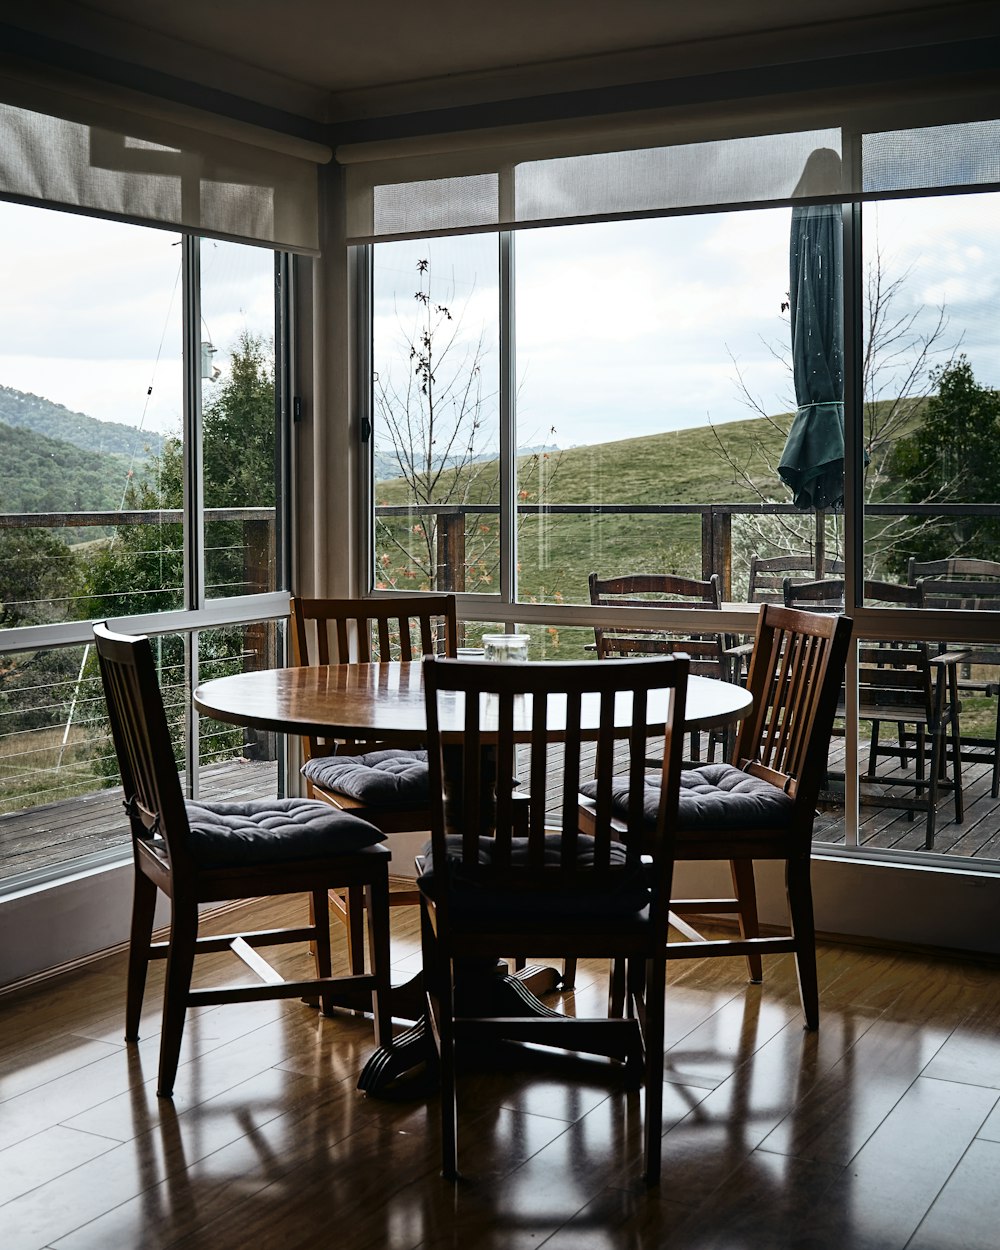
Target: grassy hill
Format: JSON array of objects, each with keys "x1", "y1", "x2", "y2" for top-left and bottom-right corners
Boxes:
[
  {"x1": 375, "y1": 414, "x2": 794, "y2": 604},
  {"x1": 374, "y1": 400, "x2": 926, "y2": 611}
]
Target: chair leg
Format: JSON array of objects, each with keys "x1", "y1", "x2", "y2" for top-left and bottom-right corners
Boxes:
[
  {"x1": 158, "y1": 898, "x2": 198, "y2": 1098},
  {"x1": 949, "y1": 719, "x2": 964, "y2": 823},
  {"x1": 311, "y1": 889, "x2": 334, "y2": 1018},
  {"x1": 608, "y1": 956, "x2": 626, "y2": 1018},
  {"x1": 730, "y1": 859, "x2": 763, "y2": 983},
  {"x1": 786, "y1": 857, "x2": 818, "y2": 1030},
  {"x1": 125, "y1": 868, "x2": 158, "y2": 1042},
  {"x1": 867, "y1": 719, "x2": 881, "y2": 776},
  {"x1": 561, "y1": 958, "x2": 577, "y2": 988},
  {"x1": 366, "y1": 871, "x2": 393, "y2": 1049},
  {"x1": 422, "y1": 903, "x2": 457, "y2": 1180},
  {"x1": 346, "y1": 887, "x2": 367, "y2": 976},
  {"x1": 641, "y1": 953, "x2": 666, "y2": 1186},
  {"x1": 992, "y1": 694, "x2": 1000, "y2": 799}
]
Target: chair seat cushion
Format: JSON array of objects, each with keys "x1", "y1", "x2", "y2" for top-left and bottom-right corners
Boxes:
[
  {"x1": 418, "y1": 833, "x2": 649, "y2": 921},
  {"x1": 580, "y1": 762, "x2": 795, "y2": 832},
  {"x1": 185, "y1": 797, "x2": 385, "y2": 868},
  {"x1": 302, "y1": 748, "x2": 429, "y2": 806}
]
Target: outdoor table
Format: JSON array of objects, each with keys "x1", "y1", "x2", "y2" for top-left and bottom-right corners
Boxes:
[{"x1": 194, "y1": 660, "x2": 753, "y2": 1091}]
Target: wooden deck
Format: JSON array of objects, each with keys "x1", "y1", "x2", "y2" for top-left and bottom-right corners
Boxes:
[
  {"x1": 2, "y1": 737, "x2": 1000, "y2": 882},
  {"x1": 0, "y1": 760, "x2": 279, "y2": 880}
]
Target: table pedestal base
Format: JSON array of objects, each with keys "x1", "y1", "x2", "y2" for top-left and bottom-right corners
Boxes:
[{"x1": 357, "y1": 962, "x2": 564, "y2": 1096}]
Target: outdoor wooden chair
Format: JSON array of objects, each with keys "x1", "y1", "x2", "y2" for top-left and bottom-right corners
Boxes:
[
  {"x1": 782, "y1": 578, "x2": 964, "y2": 845},
  {"x1": 747, "y1": 553, "x2": 844, "y2": 604},
  {"x1": 419, "y1": 652, "x2": 689, "y2": 1184},
  {"x1": 290, "y1": 595, "x2": 457, "y2": 965},
  {"x1": 580, "y1": 604, "x2": 852, "y2": 1028},
  {"x1": 913, "y1": 564, "x2": 1000, "y2": 799},
  {"x1": 94, "y1": 622, "x2": 391, "y2": 1098},
  {"x1": 782, "y1": 575, "x2": 847, "y2": 613},
  {"x1": 589, "y1": 571, "x2": 728, "y2": 762}
]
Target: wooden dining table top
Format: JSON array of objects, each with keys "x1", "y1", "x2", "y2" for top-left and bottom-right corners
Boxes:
[{"x1": 193, "y1": 660, "x2": 753, "y2": 743}]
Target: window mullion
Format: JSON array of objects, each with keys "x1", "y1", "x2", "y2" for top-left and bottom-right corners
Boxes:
[
  {"x1": 182, "y1": 234, "x2": 204, "y2": 797},
  {"x1": 499, "y1": 228, "x2": 516, "y2": 609}
]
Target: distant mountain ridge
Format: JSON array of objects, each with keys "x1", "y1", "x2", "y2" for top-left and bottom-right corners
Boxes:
[
  {"x1": 0, "y1": 384, "x2": 162, "y2": 516},
  {"x1": 0, "y1": 385, "x2": 164, "y2": 460}
]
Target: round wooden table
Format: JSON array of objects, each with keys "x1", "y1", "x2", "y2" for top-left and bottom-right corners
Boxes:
[
  {"x1": 194, "y1": 660, "x2": 753, "y2": 1093},
  {"x1": 193, "y1": 660, "x2": 753, "y2": 742}
]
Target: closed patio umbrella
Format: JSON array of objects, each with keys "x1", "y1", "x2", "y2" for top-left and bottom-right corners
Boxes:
[{"x1": 778, "y1": 157, "x2": 845, "y2": 512}]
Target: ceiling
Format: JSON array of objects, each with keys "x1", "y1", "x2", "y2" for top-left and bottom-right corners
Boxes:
[{"x1": 1, "y1": 0, "x2": 997, "y2": 126}]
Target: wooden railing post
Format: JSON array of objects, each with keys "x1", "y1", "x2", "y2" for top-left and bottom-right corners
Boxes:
[
  {"x1": 436, "y1": 510, "x2": 466, "y2": 594},
  {"x1": 701, "y1": 507, "x2": 732, "y2": 600}
]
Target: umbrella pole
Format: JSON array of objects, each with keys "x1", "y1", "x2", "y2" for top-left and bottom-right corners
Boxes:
[{"x1": 815, "y1": 509, "x2": 826, "y2": 578}]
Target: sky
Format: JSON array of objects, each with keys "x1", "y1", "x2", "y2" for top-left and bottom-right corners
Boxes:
[
  {"x1": 374, "y1": 192, "x2": 1000, "y2": 452},
  {"x1": 1, "y1": 188, "x2": 998, "y2": 453},
  {"x1": 0, "y1": 200, "x2": 275, "y2": 438}
]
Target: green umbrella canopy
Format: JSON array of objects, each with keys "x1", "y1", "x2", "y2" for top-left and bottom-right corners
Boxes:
[{"x1": 778, "y1": 154, "x2": 845, "y2": 512}]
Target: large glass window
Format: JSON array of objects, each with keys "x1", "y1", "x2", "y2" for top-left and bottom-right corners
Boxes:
[
  {"x1": 363, "y1": 122, "x2": 1000, "y2": 869},
  {"x1": 0, "y1": 203, "x2": 291, "y2": 889}
]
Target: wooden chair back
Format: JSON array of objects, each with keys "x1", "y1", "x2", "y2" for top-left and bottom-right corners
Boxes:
[
  {"x1": 94, "y1": 622, "x2": 193, "y2": 876},
  {"x1": 908, "y1": 557, "x2": 1000, "y2": 585},
  {"x1": 782, "y1": 576, "x2": 846, "y2": 614},
  {"x1": 291, "y1": 594, "x2": 457, "y2": 665},
  {"x1": 588, "y1": 572, "x2": 724, "y2": 675},
  {"x1": 732, "y1": 605, "x2": 853, "y2": 826},
  {"x1": 422, "y1": 654, "x2": 689, "y2": 927},
  {"x1": 748, "y1": 554, "x2": 844, "y2": 604},
  {"x1": 291, "y1": 595, "x2": 457, "y2": 759}
]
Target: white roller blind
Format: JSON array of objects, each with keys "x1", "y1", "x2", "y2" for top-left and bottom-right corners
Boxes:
[
  {"x1": 0, "y1": 63, "x2": 331, "y2": 253},
  {"x1": 341, "y1": 93, "x2": 1000, "y2": 245}
]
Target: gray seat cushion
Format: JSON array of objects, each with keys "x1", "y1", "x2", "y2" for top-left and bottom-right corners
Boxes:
[
  {"x1": 302, "y1": 748, "x2": 429, "y2": 806},
  {"x1": 580, "y1": 762, "x2": 795, "y2": 832},
  {"x1": 185, "y1": 797, "x2": 386, "y2": 868},
  {"x1": 418, "y1": 833, "x2": 649, "y2": 920}
]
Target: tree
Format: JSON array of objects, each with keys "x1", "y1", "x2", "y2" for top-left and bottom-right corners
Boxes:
[
  {"x1": 887, "y1": 356, "x2": 1000, "y2": 569},
  {"x1": 374, "y1": 258, "x2": 559, "y2": 592}
]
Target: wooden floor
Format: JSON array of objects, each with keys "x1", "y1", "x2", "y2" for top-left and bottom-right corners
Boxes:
[{"x1": 2, "y1": 899, "x2": 1000, "y2": 1249}]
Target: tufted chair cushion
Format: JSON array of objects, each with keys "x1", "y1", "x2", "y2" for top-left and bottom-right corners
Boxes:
[
  {"x1": 579, "y1": 762, "x2": 795, "y2": 832},
  {"x1": 418, "y1": 833, "x2": 649, "y2": 921},
  {"x1": 302, "y1": 748, "x2": 429, "y2": 805},
  {"x1": 184, "y1": 797, "x2": 385, "y2": 868}
]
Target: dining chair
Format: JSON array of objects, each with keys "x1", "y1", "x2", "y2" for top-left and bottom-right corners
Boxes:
[
  {"x1": 589, "y1": 571, "x2": 728, "y2": 762},
  {"x1": 290, "y1": 595, "x2": 457, "y2": 967},
  {"x1": 419, "y1": 652, "x2": 689, "y2": 1184},
  {"x1": 580, "y1": 604, "x2": 852, "y2": 1028},
  {"x1": 781, "y1": 578, "x2": 963, "y2": 847},
  {"x1": 94, "y1": 622, "x2": 392, "y2": 1098},
  {"x1": 912, "y1": 561, "x2": 1000, "y2": 799},
  {"x1": 747, "y1": 553, "x2": 844, "y2": 604}
]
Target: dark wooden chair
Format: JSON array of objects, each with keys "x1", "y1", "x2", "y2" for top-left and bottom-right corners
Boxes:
[
  {"x1": 589, "y1": 571, "x2": 727, "y2": 762},
  {"x1": 782, "y1": 575, "x2": 846, "y2": 613},
  {"x1": 912, "y1": 560, "x2": 1000, "y2": 799},
  {"x1": 290, "y1": 595, "x2": 457, "y2": 966},
  {"x1": 94, "y1": 622, "x2": 391, "y2": 1098},
  {"x1": 581, "y1": 604, "x2": 852, "y2": 1028},
  {"x1": 781, "y1": 578, "x2": 964, "y2": 845},
  {"x1": 419, "y1": 652, "x2": 689, "y2": 1184},
  {"x1": 747, "y1": 553, "x2": 844, "y2": 604}
]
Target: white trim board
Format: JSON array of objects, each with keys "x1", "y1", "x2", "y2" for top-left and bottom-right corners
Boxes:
[{"x1": 2, "y1": 852, "x2": 999, "y2": 991}]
